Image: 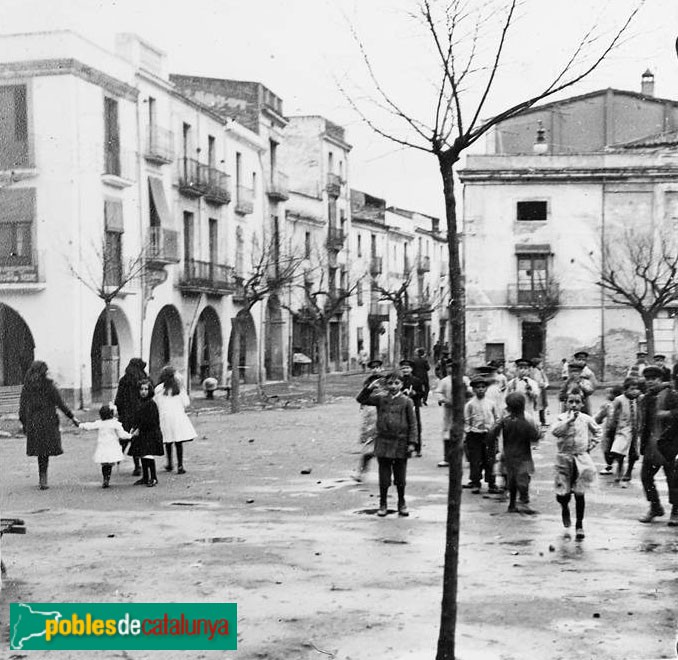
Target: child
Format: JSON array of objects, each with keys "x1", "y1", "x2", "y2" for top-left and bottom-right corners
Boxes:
[
  {"x1": 129, "y1": 378, "x2": 164, "y2": 487},
  {"x1": 463, "y1": 375, "x2": 501, "y2": 494},
  {"x1": 607, "y1": 378, "x2": 642, "y2": 487},
  {"x1": 489, "y1": 392, "x2": 539, "y2": 514},
  {"x1": 434, "y1": 358, "x2": 454, "y2": 467},
  {"x1": 155, "y1": 366, "x2": 196, "y2": 474},
  {"x1": 506, "y1": 358, "x2": 541, "y2": 428},
  {"x1": 356, "y1": 371, "x2": 418, "y2": 517},
  {"x1": 80, "y1": 404, "x2": 131, "y2": 488},
  {"x1": 551, "y1": 389, "x2": 602, "y2": 540},
  {"x1": 353, "y1": 359, "x2": 384, "y2": 481},
  {"x1": 560, "y1": 361, "x2": 594, "y2": 414},
  {"x1": 594, "y1": 384, "x2": 624, "y2": 476}
]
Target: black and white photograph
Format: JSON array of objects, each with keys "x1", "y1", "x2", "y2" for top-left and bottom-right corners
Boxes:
[{"x1": 1, "y1": 0, "x2": 678, "y2": 657}]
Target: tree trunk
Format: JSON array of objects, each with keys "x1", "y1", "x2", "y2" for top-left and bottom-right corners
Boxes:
[
  {"x1": 436, "y1": 151, "x2": 463, "y2": 660},
  {"x1": 540, "y1": 319, "x2": 548, "y2": 367},
  {"x1": 316, "y1": 321, "x2": 328, "y2": 404},
  {"x1": 104, "y1": 300, "x2": 113, "y2": 346},
  {"x1": 230, "y1": 313, "x2": 243, "y2": 414},
  {"x1": 642, "y1": 312, "x2": 655, "y2": 358},
  {"x1": 394, "y1": 310, "x2": 403, "y2": 365}
]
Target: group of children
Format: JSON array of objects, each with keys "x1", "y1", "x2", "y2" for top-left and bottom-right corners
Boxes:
[{"x1": 80, "y1": 366, "x2": 196, "y2": 489}]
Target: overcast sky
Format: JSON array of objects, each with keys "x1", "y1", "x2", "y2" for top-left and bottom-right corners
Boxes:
[{"x1": 2, "y1": 0, "x2": 678, "y2": 218}]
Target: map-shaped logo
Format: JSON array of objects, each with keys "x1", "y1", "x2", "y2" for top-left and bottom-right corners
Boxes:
[{"x1": 10, "y1": 603, "x2": 62, "y2": 650}]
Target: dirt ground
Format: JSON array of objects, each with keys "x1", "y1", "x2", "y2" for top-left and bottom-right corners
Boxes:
[{"x1": 1, "y1": 383, "x2": 677, "y2": 660}]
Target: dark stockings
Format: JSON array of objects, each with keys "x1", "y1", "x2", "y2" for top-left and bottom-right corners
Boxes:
[
  {"x1": 141, "y1": 458, "x2": 157, "y2": 483},
  {"x1": 165, "y1": 443, "x2": 184, "y2": 470},
  {"x1": 37, "y1": 455, "x2": 49, "y2": 489},
  {"x1": 101, "y1": 463, "x2": 112, "y2": 483},
  {"x1": 557, "y1": 493, "x2": 585, "y2": 529}
]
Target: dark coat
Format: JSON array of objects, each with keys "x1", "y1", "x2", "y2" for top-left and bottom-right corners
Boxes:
[
  {"x1": 128, "y1": 399, "x2": 164, "y2": 457},
  {"x1": 411, "y1": 357, "x2": 430, "y2": 388},
  {"x1": 401, "y1": 374, "x2": 425, "y2": 408},
  {"x1": 19, "y1": 381, "x2": 75, "y2": 456},
  {"x1": 639, "y1": 384, "x2": 678, "y2": 465},
  {"x1": 490, "y1": 415, "x2": 537, "y2": 476},
  {"x1": 114, "y1": 373, "x2": 144, "y2": 432}
]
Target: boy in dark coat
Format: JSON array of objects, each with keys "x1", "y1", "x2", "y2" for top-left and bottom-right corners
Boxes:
[
  {"x1": 357, "y1": 371, "x2": 418, "y2": 517},
  {"x1": 400, "y1": 359, "x2": 425, "y2": 457},
  {"x1": 411, "y1": 348, "x2": 431, "y2": 405}
]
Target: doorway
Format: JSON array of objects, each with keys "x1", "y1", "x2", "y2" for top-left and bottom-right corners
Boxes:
[{"x1": 521, "y1": 322, "x2": 543, "y2": 360}]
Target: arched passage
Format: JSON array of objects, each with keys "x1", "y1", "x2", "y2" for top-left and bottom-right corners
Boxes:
[
  {"x1": 90, "y1": 305, "x2": 133, "y2": 394},
  {"x1": 149, "y1": 305, "x2": 184, "y2": 383},
  {"x1": 0, "y1": 303, "x2": 34, "y2": 385},
  {"x1": 228, "y1": 310, "x2": 257, "y2": 384},
  {"x1": 265, "y1": 294, "x2": 284, "y2": 381},
  {"x1": 189, "y1": 305, "x2": 223, "y2": 384}
]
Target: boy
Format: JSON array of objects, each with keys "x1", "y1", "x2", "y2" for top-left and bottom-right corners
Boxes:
[
  {"x1": 463, "y1": 374, "x2": 501, "y2": 494},
  {"x1": 506, "y1": 358, "x2": 541, "y2": 428},
  {"x1": 552, "y1": 389, "x2": 601, "y2": 540},
  {"x1": 434, "y1": 358, "x2": 454, "y2": 467},
  {"x1": 400, "y1": 359, "x2": 425, "y2": 457},
  {"x1": 606, "y1": 378, "x2": 642, "y2": 486},
  {"x1": 595, "y1": 384, "x2": 624, "y2": 476},
  {"x1": 357, "y1": 371, "x2": 418, "y2": 517},
  {"x1": 637, "y1": 365, "x2": 678, "y2": 525}
]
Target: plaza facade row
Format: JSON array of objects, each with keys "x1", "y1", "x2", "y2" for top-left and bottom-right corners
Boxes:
[{"x1": 0, "y1": 30, "x2": 448, "y2": 406}]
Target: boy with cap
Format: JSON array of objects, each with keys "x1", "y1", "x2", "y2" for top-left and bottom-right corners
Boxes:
[
  {"x1": 637, "y1": 365, "x2": 678, "y2": 525},
  {"x1": 506, "y1": 358, "x2": 541, "y2": 429},
  {"x1": 652, "y1": 354, "x2": 671, "y2": 383},
  {"x1": 357, "y1": 371, "x2": 418, "y2": 517},
  {"x1": 464, "y1": 374, "x2": 501, "y2": 494},
  {"x1": 560, "y1": 361, "x2": 594, "y2": 415},
  {"x1": 627, "y1": 351, "x2": 648, "y2": 379},
  {"x1": 573, "y1": 351, "x2": 597, "y2": 388},
  {"x1": 400, "y1": 359, "x2": 425, "y2": 456}
]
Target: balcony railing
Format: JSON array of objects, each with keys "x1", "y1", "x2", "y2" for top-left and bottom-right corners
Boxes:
[
  {"x1": 235, "y1": 185, "x2": 254, "y2": 215},
  {"x1": 0, "y1": 250, "x2": 44, "y2": 285},
  {"x1": 177, "y1": 157, "x2": 207, "y2": 197},
  {"x1": 202, "y1": 165, "x2": 231, "y2": 205},
  {"x1": 179, "y1": 259, "x2": 235, "y2": 295},
  {"x1": 417, "y1": 255, "x2": 431, "y2": 273},
  {"x1": 368, "y1": 301, "x2": 389, "y2": 320},
  {"x1": 144, "y1": 126, "x2": 174, "y2": 164},
  {"x1": 326, "y1": 172, "x2": 342, "y2": 197},
  {"x1": 146, "y1": 227, "x2": 180, "y2": 266},
  {"x1": 327, "y1": 226, "x2": 345, "y2": 251},
  {"x1": 369, "y1": 256, "x2": 383, "y2": 276},
  {"x1": 266, "y1": 170, "x2": 289, "y2": 201},
  {"x1": 507, "y1": 283, "x2": 547, "y2": 306},
  {"x1": 103, "y1": 146, "x2": 135, "y2": 185}
]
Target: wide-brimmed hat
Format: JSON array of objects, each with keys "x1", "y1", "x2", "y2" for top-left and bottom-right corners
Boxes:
[
  {"x1": 643, "y1": 365, "x2": 664, "y2": 379},
  {"x1": 367, "y1": 359, "x2": 383, "y2": 369}
]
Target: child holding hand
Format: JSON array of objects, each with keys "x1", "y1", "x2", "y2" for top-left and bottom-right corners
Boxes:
[
  {"x1": 80, "y1": 404, "x2": 131, "y2": 488},
  {"x1": 552, "y1": 389, "x2": 602, "y2": 540}
]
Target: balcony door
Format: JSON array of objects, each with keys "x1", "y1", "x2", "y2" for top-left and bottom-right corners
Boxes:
[{"x1": 517, "y1": 253, "x2": 548, "y2": 303}]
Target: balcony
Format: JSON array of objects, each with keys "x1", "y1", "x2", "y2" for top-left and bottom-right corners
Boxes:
[
  {"x1": 507, "y1": 283, "x2": 547, "y2": 307},
  {"x1": 368, "y1": 301, "x2": 389, "y2": 321},
  {"x1": 326, "y1": 226, "x2": 345, "y2": 251},
  {"x1": 202, "y1": 165, "x2": 231, "y2": 205},
  {"x1": 266, "y1": 170, "x2": 289, "y2": 202},
  {"x1": 326, "y1": 172, "x2": 342, "y2": 197},
  {"x1": 146, "y1": 227, "x2": 180, "y2": 267},
  {"x1": 177, "y1": 157, "x2": 206, "y2": 198},
  {"x1": 102, "y1": 147, "x2": 135, "y2": 187},
  {"x1": 369, "y1": 256, "x2": 383, "y2": 276},
  {"x1": 144, "y1": 126, "x2": 174, "y2": 164},
  {"x1": 235, "y1": 185, "x2": 254, "y2": 215},
  {"x1": 179, "y1": 259, "x2": 236, "y2": 295},
  {"x1": 0, "y1": 250, "x2": 44, "y2": 288},
  {"x1": 417, "y1": 255, "x2": 431, "y2": 273},
  {"x1": 232, "y1": 275, "x2": 246, "y2": 303}
]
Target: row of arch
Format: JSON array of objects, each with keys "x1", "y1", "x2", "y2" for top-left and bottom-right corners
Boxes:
[{"x1": 0, "y1": 296, "x2": 285, "y2": 393}]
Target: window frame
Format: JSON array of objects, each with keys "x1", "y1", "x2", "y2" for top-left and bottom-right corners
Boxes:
[{"x1": 516, "y1": 200, "x2": 548, "y2": 222}]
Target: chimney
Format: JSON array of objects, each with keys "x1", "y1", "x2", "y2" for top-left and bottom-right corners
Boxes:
[{"x1": 641, "y1": 69, "x2": 655, "y2": 97}]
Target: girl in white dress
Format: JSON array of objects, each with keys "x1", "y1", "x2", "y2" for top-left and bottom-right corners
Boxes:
[
  {"x1": 80, "y1": 404, "x2": 131, "y2": 488},
  {"x1": 154, "y1": 366, "x2": 196, "y2": 474}
]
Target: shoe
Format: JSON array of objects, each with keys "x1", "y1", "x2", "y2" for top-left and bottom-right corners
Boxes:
[
  {"x1": 164, "y1": 464, "x2": 173, "y2": 472},
  {"x1": 415, "y1": 453, "x2": 422, "y2": 458},
  {"x1": 667, "y1": 506, "x2": 678, "y2": 527},
  {"x1": 146, "y1": 479, "x2": 158, "y2": 488},
  {"x1": 398, "y1": 502, "x2": 409, "y2": 517},
  {"x1": 377, "y1": 504, "x2": 388, "y2": 517},
  {"x1": 561, "y1": 506, "x2": 571, "y2": 528},
  {"x1": 599, "y1": 466, "x2": 613, "y2": 475},
  {"x1": 132, "y1": 467, "x2": 141, "y2": 477},
  {"x1": 488, "y1": 485, "x2": 502, "y2": 495},
  {"x1": 517, "y1": 503, "x2": 537, "y2": 515},
  {"x1": 39, "y1": 484, "x2": 49, "y2": 491},
  {"x1": 575, "y1": 527, "x2": 585, "y2": 540},
  {"x1": 102, "y1": 482, "x2": 110, "y2": 489},
  {"x1": 177, "y1": 467, "x2": 186, "y2": 475},
  {"x1": 620, "y1": 482, "x2": 628, "y2": 489},
  {"x1": 133, "y1": 478, "x2": 147, "y2": 486},
  {"x1": 471, "y1": 486, "x2": 481, "y2": 494},
  {"x1": 507, "y1": 504, "x2": 518, "y2": 513},
  {"x1": 621, "y1": 475, "x2": 632, "y2": 482},
  {"x1": 462, "y1": 481, "x2": 475, "y2": 489},
  {"x1": 437, "y1": 461, "x2": 449, "y2": 468},
  {"x1": 639, "y1": 504, "x2": 665, "y2": 523}
]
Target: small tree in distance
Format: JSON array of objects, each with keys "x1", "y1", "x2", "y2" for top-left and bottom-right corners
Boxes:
[{"x1": 338, "y1": 1, "x2": 644, "y2": 656}]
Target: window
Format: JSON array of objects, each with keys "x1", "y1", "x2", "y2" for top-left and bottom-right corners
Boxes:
[
  {"x1": 209, "y1": 218, "x2": 218, "y2": 264},
  {"x1": 304, "y1": 231, "x2": 311, "y2": 259},
  {"x1": 208, "y1": 135, "x2": 216, "y2": 167},
  {"x1": 517, "y1": 253, "x2": 548, "y2": 303},
  {"x1": 357, "y1": 233, "x2": 362, "y2": 257},
  {"x1": 328, "y1": 197, "x2": 337, "y2": 225},
  {"x1": 183, "y1": 211, "x2": 194, "y2": 264},
  {"x1": 104, "y1": 199, "x2": 124, "y2": 286},
  {"x1": 104, "y1": 97, "x2": 120, "y2": 175},
  {"x1": 357, "y1": 279, "x2": 364, "y2": 306},
  {"x1": 517, "y1": 201, "x2": 547, "y2": 221},
  {"x1": 0, "y1": 188, "x2": 34, "y2": 265},
  {"x1": 0, "y1": 85, "x2": 29, "y2": 169}
]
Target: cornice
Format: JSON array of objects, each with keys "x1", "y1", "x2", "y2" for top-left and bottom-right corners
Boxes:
[{"x1": 458, "y1": 166, "x2": 678, "y2": 184}]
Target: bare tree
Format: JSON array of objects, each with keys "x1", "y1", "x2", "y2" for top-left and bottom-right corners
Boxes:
[
  {"x1": 597, "y1": 226, "x2": 678, "y2": 357},
  {"x1": 339, "y1": 2, "x2": 644, "y2": 656},
  {"x1": 230, "y1": 239, "x2": 305, "y2": 413}
]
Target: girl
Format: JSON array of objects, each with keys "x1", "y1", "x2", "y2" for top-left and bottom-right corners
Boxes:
[
  {"x1": 352, "y1": 360, "x2": 384, "y2": 482},
  {"x1": 80, "y1": 404, "x2": 130, "y2": 488},
  {"x1": 155, "y1": 366, "x2": 196, "y2": 474},
  {"x1": 489, "y1": 392, "x2": 539, "y2": 514},
  {"x1": 19, "y1": 360, "x2": 80, "y2": 490},
  {"x1": 552, "y1": 389, "x2": 602, "y2": 540},
  {"x1": 356, "y1": 371, "x2": 418, "y2": 517},
  {"x1": 129, "y1": 379, "x2": 164, "y2": 487},
  {"x1": 114, "y1": 358, "x2": 149, "y2": 476}
]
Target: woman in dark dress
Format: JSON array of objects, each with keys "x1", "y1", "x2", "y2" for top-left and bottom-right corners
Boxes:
[
  {"x1": 19, "y1": 360, "x2": 80, "y2": 490},
  {"x1": 114, "y1": 358, "x2": 148, "y2": 476}
]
